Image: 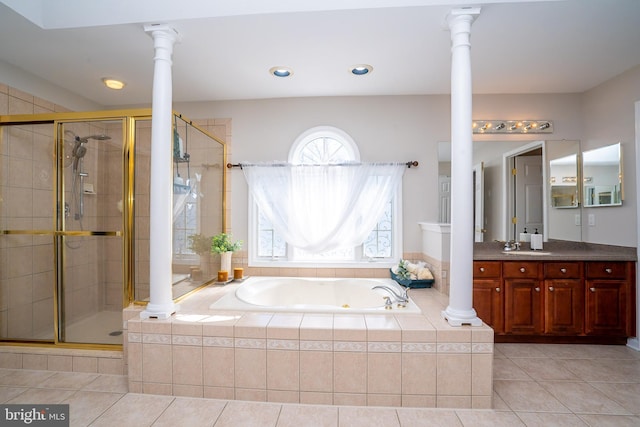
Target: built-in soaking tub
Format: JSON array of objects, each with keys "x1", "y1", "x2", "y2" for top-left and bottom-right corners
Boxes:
[{"x1": 209, "y1": 276, "x2": 422, "y2": 314}]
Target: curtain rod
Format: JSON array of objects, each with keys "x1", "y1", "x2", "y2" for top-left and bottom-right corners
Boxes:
[{"x1": 226, "y1": 161, "x2": 419, "y2": 169}]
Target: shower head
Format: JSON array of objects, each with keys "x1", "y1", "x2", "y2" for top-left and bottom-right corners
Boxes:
[{"x1": 76, "y1": 134, "x2": 111, "y2": 143}]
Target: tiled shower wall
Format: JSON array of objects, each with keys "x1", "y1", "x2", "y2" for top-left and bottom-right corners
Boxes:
[
  {"x1": 0, "y1": 83, "x2": 122, "y2": 339},
  {"x1": 0, "y1": 85, "x2": 67, "y2": 339}
]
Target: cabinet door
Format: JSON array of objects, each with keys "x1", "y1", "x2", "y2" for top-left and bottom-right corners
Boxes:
[
  {"x1": 473, "y1": 279, "x2": 504, "y2": 332},
  {"x1": 544, "y1": 279, "x2": 584, "y2": 334},
  {"x1": 504, "y1": 279, "x2": 543, "y2": 334},
  {"x1": 585, "y1": 279, "x2": 627, "y2": 336}
]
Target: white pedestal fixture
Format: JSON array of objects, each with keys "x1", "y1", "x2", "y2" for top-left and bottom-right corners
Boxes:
[
  {"x1": 442, "y1": 8, "x2": 483, "y2": 327},
  {"x1": 141, "y1": 24, "x2": 181, "y2": 320}
]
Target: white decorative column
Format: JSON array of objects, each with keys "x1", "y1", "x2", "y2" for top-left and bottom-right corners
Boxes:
[
  {"x1": 442, "y1": 8, "x2": 483, "y2": 327},
  {"x1": 141, "y1": 24, "x2": 180, "y2": 320}
]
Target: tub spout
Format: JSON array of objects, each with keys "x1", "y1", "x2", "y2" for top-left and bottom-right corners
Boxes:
[{"x1": 372, "y1": 285, "x2": 409, "y2": 307}]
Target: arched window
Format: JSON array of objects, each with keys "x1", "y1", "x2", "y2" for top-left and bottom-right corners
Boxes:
[
  {"x1": 289, "y1": 126, "x2": 360, "y2": 164},
  {"x1": 249, "y1": 126, "x2": 402, "y2": 267}
]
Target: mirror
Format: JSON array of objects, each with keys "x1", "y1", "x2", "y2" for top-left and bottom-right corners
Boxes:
[
  {"x1": 582, "y1": 142, "x2": 623, "y2": 207},
  {"x1": 437, "y1": 139, "x2": 582, "y2": 242},
  {"x1": 549, "y1": 154, "x2": 579, "y2": 208},
  {"x1": 546, "y1": 140, "x2": 581, "y2": 242}
]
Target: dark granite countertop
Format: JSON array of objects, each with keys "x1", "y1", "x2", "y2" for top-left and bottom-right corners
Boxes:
[{"x1": 474, "y1": 240, "x2": 637, "y2": 261}]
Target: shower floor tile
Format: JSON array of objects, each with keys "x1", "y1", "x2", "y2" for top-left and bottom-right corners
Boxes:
[{"x1": 64, "y1": 311, "x2": 123, "y2": 345}]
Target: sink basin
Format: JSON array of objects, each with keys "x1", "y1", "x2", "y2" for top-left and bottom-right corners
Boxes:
[{"x1": 502, "y1": 250, "x2": 552, "y2": 256}]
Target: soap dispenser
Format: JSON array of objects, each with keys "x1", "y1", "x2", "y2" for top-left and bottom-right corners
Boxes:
[
  {"x1": 519, "y1": 227, "x2": 530, "y2": 243},
  {"x1": 530, "y1": 228, "x2": 543, "y2": 250}
]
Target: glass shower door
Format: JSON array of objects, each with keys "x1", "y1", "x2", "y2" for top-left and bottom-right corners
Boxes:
[
  {"x1": 58, "y1": 120, "x2": 124, "y2": 345},
  {"x1": 0, "y1": 122, "x2": 57, "y2": 341}
]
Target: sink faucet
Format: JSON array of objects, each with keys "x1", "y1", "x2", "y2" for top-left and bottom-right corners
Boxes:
[
  {"x1": 372, "y1": 285, "x2": 410, "y2": 307},
  {"x1": 502, "y1": 240, "x2": 521, "y2": 251}
]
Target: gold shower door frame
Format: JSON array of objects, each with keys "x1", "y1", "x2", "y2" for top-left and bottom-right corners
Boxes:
[
  {"x1": 0, "y1": 109, "x2": 147, "y2": 349},
  {"x1": 1, "y1": 108, "x2": 227, "y2": 348}
]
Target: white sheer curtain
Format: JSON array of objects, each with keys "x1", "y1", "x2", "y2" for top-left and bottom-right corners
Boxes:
[{"x1": 242, "y1": 162, "x2": 405, "y2": 253}]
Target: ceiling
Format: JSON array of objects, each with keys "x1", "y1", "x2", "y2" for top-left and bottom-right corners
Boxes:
[{"x1": 1, "y1": 0, "x2": 639, "y2": 107}]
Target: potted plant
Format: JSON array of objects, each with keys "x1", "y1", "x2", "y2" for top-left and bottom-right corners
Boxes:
[
  {"x1": 188, "y1": 233, "x2": 212, "y2": 277},
  {"x1": 188, "y1": 233, "x2": 212, "y2": 255},
  {"x1": 211, "y1": 232, "x2": 242, "y2": 274}
]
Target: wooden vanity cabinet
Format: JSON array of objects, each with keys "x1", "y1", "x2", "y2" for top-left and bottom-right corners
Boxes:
[
  {"x1": 503, "y1": 262, "x2": 543, "y2": 335},
  {"x1": 472, "y1": 261, "x2": 503, "y2": 332},
  {"x1": 473, "y1": 259, "x2": 635, "y2": 342},
  {"x1": 543, "y1": 262, "x2": 584, "y2": 335},
  {"x1": 585, "y1": 261, "x2": 634, "y2": 337}
]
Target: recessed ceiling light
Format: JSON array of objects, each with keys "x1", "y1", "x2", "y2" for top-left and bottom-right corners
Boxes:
[
  {"x1": 269, "y1": 66, "x2": 293, "y2": 78},
  {"x1": 350, "y1": 64, "x2": 373, "y2": 76},
  {"x1": 102, "y1": 78, "x2": 125, "y2": 90}
]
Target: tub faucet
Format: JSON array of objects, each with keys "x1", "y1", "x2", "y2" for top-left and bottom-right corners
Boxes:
[{"x1": 372, "y1": 285, "x2": 409, "y2": 308}]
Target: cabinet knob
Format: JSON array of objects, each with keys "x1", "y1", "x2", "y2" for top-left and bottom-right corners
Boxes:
[
  {"x1": 549, "y1": 286, "x2": 554, "y2": 291},
  {"x1": 605, "y1": 268, "x2": 612, "y2": 274},
  {"x1": 519, "y1": 267, "x2": 526, "y2": 273},
  {"x1": 495, "y1": 287, "x2": 501, "y2": 293},
  {"x1": 589, "y1": 287, "x2": 596, "y2": 292},
  {"x1": 479, "y1": 267, "x2": 485, "y2": 272},
  {"x1": 535, "y1": 287, "x2": 540, "y2": 292},
  {"x1": 560, "y1": 268, "x2": 567, "y2": 274}
]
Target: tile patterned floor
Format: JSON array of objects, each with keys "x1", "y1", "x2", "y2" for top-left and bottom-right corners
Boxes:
[{"x1": 0, "y1": 343, "x2": 638, "y2": 426}]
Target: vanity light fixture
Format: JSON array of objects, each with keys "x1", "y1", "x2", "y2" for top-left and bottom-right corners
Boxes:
[
  {"x1": 102, "y1": 78, "x2": 125, "y2": 90},
  {"x1": 472, "y1": 120, "x2": 553, "y2": 134},
  {"x1": 350, "y1": 64, "x2": 373, "y2": 75},
  {"x1": 269, "y1": 66, "x2": 293, "y2": 77}
]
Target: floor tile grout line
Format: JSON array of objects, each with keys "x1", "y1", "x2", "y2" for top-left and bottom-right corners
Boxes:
[
  {"x1": 210, "y1": 401, "x2": 229, "y2": 427},
  {"x1": 83, "y1": 389, "x2": 129, "y2": 427}
]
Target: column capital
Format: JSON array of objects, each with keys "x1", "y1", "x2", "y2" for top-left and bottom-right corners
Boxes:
[
  {"x1": 446, "y1": 7, "x2": 481, "y2": 35},
  {"x1": 144, "y1": 23, "x2": 181, "y2": 44}
]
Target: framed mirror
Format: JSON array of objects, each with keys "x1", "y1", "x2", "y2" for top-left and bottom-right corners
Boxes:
[
  {"x1": 582, "y1": 142, "x2": 623, "y2": 207},
  {"x1": 438, "y1": 139, "x2": 582, "y2": 242}
]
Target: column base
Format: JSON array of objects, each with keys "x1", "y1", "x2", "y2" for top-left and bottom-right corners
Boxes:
[
  {"x1": 441, "y1": 306, "x2": 483, "y2": 327},
  {"x1": 140, "y1": 302, "x2": 178, "y2": 320}
]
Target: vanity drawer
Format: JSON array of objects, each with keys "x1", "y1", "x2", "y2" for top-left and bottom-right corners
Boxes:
[
  {"x1": 544, "y1": 262, "x2": 582, "y2": 279},
  {"x1": 473, "y1": 261, "x2": 501, "y2": 278},
  {"x1": 503, "y1": 261, "x2": 539, "y2": 278},
  {"x1": 585, "y1": 261, "x2": 628, "y2": 279}
]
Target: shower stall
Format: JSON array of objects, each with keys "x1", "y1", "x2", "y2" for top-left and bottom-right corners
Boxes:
[{"x1": 0, "y1": 109, "x2": 226, "y2": 348}]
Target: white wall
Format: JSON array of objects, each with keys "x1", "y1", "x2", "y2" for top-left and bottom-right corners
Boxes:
[
  {"x1": 175, "y1": 95, "x2": 449, "y2": 252},
  {"x1": 8, "y1": 62, "x2": 636, "y2": 251},
  {"x1": 581, "y1": 65, "x2": 640, "y2": 246},
  {"x1": 175, "y1": 92, "x2": 592, "y2": 252}
]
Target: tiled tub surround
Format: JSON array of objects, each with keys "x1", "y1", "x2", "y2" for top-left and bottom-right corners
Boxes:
[{"x1": 124, "y1": 284, "x2": 494, "y2": 409}]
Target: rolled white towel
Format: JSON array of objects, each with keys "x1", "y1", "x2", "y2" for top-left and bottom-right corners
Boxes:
[{"x1": 417, "y1": 267, "x2": 433, "y2": 280}]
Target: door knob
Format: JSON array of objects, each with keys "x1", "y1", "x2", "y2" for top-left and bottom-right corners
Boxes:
[
  {"x1": 605, "y1": 268, "x2": 612, "y2": 274},
  {"x1": 479, "y1": 267, "x2": 485, "y2": 272},
  {"x1": 495, "y1": 287, "x2": 501, "y2": 293},
  {"x1": 589, "y1": 287, "x2": 596, "y2": 292},
  {"x1": 535, "y1": 287, "x2": 540, "y2": 292},
  {"x1": 560, "y1": 268, "x2": 567, "y2": 274},
  {"x1": 520, "y1": 267, "x2": 526, "y2": 273},
  {"x1": 549, "y1": 286, "x2": 554, "y2": 291}
]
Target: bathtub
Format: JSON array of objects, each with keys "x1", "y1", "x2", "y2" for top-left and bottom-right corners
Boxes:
[{"x1": 209, "y1": 276, "x2": 422, "y2": 314}]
